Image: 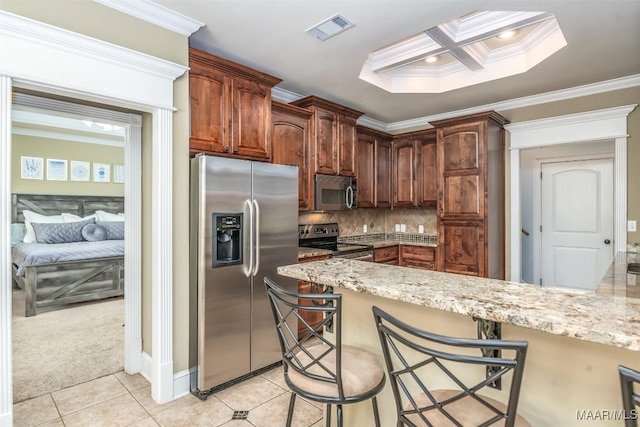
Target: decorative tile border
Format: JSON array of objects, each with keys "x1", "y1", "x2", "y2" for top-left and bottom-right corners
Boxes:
[{"x1": 338, "y1": 233, "x2": 437, "y2": 244}]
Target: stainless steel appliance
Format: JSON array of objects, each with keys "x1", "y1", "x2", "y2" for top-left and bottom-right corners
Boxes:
[
  {"x1": 298, "y1": 223, "x2": 374, "y2": 261},
  {"x1": 190, "y1": 155, "x2": 298, "y2": 396},
  {"x1": 314, "y1": 174, "x2": 357, "y2": 211}
]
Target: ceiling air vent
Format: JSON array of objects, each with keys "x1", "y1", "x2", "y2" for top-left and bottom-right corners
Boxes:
[{"x1": 306, "y1": 13, "x2": 355, "y2": 41}]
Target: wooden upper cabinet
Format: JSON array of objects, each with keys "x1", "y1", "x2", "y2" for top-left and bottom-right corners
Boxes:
[
  {"x1": 291, "y1": 96, "x2": 363, "y2": 177},
  {"x1": 339, "y1": 115, "x2": 357, "y2": 176},
  {"x1": 189, "y1": 69, "x2": 230, "y2": 154},
  {"x1": 314, "y1": 109, "x2": 339, "y2": 174},
  {"x1": 271, "y1": 102, "x2": 313, "y2": 210},
  {"x1": 356, "y1": 126, "x2": 393, "y2": 208},
  {"x1": 189, "y1": 47, "x2": 282, "y2": 161},
  {"x1": 392, "y1": 137, "x2": 417, "y2": 208},
  {"x1": 416, "y1": 130, "x2": 437, "y2": 207},
  {"x1": 355, "y1": 132, "x2": 375, "y2": 208},
  {"x1": 375, "y1": 138, "x2": 392, "y2": 207},
  {"x1": 231, "y1": 78, "x2": 273, "y2": 159},
  {"x1": 437, "y1": 120, "x2": 486, "y2": 219}
]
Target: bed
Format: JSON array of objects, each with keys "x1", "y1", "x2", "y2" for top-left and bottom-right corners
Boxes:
[{"x1": 11, "y1": 194, "x2": 125, "y2": 317}]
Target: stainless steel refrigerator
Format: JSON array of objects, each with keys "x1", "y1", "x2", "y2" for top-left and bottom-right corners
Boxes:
[{"x1": 190, "y1": 154, "x2": 298, "y2": 395}]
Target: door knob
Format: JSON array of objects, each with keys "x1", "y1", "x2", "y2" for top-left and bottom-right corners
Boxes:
[{"x1": 604, "y1": 239, "x2": 611, "y2": 245}]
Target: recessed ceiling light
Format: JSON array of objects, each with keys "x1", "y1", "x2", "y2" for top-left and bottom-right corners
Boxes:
[
  {"x1": 425, "y1": 56, "x2": 439, "y2": 63},
  {"x1": 497, "y1": 30, "x2": 517, "y2": 40}
]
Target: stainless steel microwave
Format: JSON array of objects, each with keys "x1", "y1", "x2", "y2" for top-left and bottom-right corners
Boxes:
[{"x1": 314, "y1": 174, "x2": 357, "y2": 211}]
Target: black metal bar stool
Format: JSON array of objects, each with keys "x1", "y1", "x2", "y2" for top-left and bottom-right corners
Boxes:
[
  {"x1": 265, "y1": 277, "x2": 386, "y2": 427},
  {"x1": 619, "y1": 365, "x2": 640, "y2": 427},
  {"x1": 373, "y1": 306, "x2": 530, "y2": 427}
]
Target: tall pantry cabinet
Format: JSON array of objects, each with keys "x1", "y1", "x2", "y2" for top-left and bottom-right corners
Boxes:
[{"x1": 431, "y1": 111, "x2": 509, "y2": 279}]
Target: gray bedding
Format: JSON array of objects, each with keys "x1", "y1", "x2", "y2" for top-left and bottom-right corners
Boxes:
[{"x1": 12, "y1": 240, "x2": 125, "y2": 277}]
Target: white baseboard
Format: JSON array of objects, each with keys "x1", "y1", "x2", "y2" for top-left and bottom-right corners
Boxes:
[{"x1": 139, "y1": 352, "x2": 191, "y2": 400}]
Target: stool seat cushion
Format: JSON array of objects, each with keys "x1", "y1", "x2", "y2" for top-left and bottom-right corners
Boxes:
[
  {"x1": 287, "y1": 343, "x2": 384, "y2": 400},
  {"x1": 404, "y1": 389, "x2": 531, "y2": 427}
]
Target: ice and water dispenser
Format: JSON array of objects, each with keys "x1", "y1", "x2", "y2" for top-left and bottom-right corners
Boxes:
[{"x1": 212, "y1": 213, "x2": 242, "y2": 267}]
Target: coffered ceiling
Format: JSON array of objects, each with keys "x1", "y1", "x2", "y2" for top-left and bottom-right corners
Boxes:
[{"x1": 123, "y1": 1, "x2": 640, "y2": 129}]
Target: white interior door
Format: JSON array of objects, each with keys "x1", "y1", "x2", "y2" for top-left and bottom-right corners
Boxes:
[{"x1": 540, "y1": 158, "x2": 614, "y2": 290}]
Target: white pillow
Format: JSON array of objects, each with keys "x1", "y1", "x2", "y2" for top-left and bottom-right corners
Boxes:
[
  {"x1": 62, "y1": 213, "x2": 98, "y2": 223},
  {"x1": 96, "y1": 210, "x2": 124, "y2": 222},
  {"x1": 22, "y1": 210, "x2": 65, "y2": 243}
]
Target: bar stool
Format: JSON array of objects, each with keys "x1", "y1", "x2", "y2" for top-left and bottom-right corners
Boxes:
[
  {"x1": 373, "y1": 306, "x2": 530, "y2": 427},
  {"x1": 619, "y1": 365, "x2": 640, "y2": 427},
  {"x1": 265, "y1": 277, "x2": 386, "y2": 427}
]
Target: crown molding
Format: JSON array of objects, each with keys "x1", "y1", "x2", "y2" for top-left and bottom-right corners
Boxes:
[
  {"x1": 273, "y1": 74, "x2": 639, "y2": 134},
  {"x1": 93, "y1": 0, "x2": 204, "y2": 37},
  {"x1": 271, "y1": 86, "x2": 303, "y2": 103},
  {"x1": 356, "y1": 116, "x2": 388, "y2": 132}
]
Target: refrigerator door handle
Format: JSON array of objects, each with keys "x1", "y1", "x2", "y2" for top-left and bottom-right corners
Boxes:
[
  {"x1": 246, "y1": 199, "x2": 254, "y2": 277},
  {"x1": 251, "y1": 199, "x2": 260, "y2": 276}
]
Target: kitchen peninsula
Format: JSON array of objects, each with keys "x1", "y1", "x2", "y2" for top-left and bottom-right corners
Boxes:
[{"x1": 277, "y1": 259, "x2": 640, "y2": 427}]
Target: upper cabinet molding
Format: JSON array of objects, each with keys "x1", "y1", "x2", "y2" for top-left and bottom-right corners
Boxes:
[
  {"x1": 0, "y1": 11, "x2": 188, "y2": 110},
  {"x1": 93, "y1": 0, "x2": 204, "y2": 36}
]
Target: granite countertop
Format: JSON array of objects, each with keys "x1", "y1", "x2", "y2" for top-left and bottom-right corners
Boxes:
[
  {"x1": 596, "y1": 252, "x2": 640, "y2": 298},
  {"x1": 277, "y1": 259, "x2": 640, "y2": 351},
  {"x1": 297, "y1": 247, "x2": 332, "y2": 259}
]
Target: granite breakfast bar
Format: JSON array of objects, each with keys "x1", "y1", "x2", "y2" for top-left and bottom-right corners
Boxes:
[{"x1": 277, "y1": 258, "x2": 640, "y2": 427}]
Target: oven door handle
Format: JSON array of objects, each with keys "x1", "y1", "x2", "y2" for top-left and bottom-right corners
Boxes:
[{"x1": 345, "y1": 186, "x2": 354, "y2": 209}]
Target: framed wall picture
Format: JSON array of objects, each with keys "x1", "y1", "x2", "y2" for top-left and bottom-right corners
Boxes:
[
  {"x1": 20, "y1": 156, "x2": 43, "y2": 180},
  {"x1": 113, "y1": 164, "x2": 125, "y2": 183},
  {"x1": 70, "y1": 160, "x2": 90, "y2": 182},
  {"x1": 93, "y1": 163, "x2": 111, "y2": 183},
  {"x1": 46, "y1": 158, "x2": 68, "y2": 181}
]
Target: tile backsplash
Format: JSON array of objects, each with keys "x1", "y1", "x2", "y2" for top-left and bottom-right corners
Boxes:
[{"x1": 298, "y1": 208, "x2": 437, "y2": 236}]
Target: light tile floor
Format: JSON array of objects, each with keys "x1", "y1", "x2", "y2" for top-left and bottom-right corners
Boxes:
[{"x1": 13, "y1": 366, "x2": 324, "y2": 427}]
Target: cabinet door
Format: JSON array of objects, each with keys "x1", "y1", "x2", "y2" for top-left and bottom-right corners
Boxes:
[
  {"x1": 339, "y1": 115, "x2": 357, "y2": 177},
  {"x1": 356, "y1": 133, "x2": 375, "y2": 207},
  {"x1": 437, "y1": 220, "x2": 485, "y2": 277},
  {"x1": 375, "y1": 139, "x2": 392, "y2": 207},
  {"x1": 417, "y1": 137, "x2": 437, "y2": 207},
  {"x1": 374, "y1": 245, "x2": 398, "y2": 263},
  {"x1": 189, "y1": 71, "x2": 230, "y2": 154},
  {"x1": 298, "y1": 254, "x2": 330, "y2": 338},
  {"x1": 392, "y1": 138, "x2": 417, "y2": 207},
  {"x1": 314, "y1": 109, "x2": 339, "y2": 175},
  {"x1": 438, "y1": 121, "x2": 486, "y2": 219},
  {"x1": 231, "y1": 78, "x2": 272, "y2": 160},
  {"x1": 272, "y1": 109, "x2": 311, "y2": 210}
]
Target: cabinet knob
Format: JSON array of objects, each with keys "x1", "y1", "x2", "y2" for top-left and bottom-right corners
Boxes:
[
  {"x1": 233, "y1": 148, "x2": 239, "y2": 153},
  {"x1": 223, "y1": 147, "x2": 229, "y2": 152}
]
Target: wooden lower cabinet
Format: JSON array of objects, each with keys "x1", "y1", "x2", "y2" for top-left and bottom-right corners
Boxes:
[
  {"x1": 373, "y1": 245, "x2": 398, "y2": 265},
  {"x1": 437, "y1": 220, "x2": 485, "y2": 276},
  {"x1": 297, "y1": 254, "x2": 330, "y2": 338},
  {"x1": 399, "y1": 245, "x2": 436, "y2": 270}
]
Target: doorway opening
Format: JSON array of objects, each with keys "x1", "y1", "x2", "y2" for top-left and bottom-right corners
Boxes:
[
  {"x1": 10, "y1": 91, "x2": 140, "y2": 402},
  {"x1": 507, "y1": 105, "x2": 636, "y2": 283}
]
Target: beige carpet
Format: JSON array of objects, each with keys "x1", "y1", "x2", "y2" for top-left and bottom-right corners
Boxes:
[{"x1": 12, "y1": 290, "x2": 124, "y2": 403}]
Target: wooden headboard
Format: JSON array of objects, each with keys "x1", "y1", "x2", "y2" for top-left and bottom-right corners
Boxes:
[{"x1": 11, "y1": 194, "x2": 125, "y2": 223}]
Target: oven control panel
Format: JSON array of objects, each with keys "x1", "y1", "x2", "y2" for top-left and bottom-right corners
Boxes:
[{"x1": 298, "y1": 223, "x2": 340, "y2": 239}]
